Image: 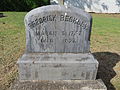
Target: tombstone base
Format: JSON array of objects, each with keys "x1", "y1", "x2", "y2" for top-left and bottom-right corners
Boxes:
[
  {"x1": 11, "y1": 79, "x2": 107, "y2": 90},
  {"x1": 17, "y1": 53, "x2": 98, "y2": 81}
]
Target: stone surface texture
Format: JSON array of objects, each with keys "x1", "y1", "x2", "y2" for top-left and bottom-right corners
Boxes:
[
  {"x1": 11, "y1": 79, "x2": 107, "y2": 90},
  {"x1": 25, "y1": 5, "x2": 92, "y2": 53},
  {"x1": 17, "y1": 53, "x2": 98, "y2": 81},
  {"x1": 17, "y1": 5, "x2": 99, "y2": 81},
  {"x1": 51, "y1": 0, "x2": 120, "y2": 13}
]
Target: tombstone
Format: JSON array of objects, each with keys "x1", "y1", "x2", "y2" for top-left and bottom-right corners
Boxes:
[{"x1": 17, "y1": 5, "x2": 98, "y2": 81}]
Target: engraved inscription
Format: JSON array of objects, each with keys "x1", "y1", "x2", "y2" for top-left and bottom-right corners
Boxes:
[
  {"x1": 60, "y1": 15, "x2": 88, "y2": 29},
  {"x1": 27, "y1": 14, "x2": 89, "y2": 51},
  {"x1": 28, "y1": 15, "x2": 56, "y2": 29},
  {"x1": 25, "y1": 6, "x2": 91, "y2": 52},
  {"x1": 28, "y1": 14, "x2": 88, "y2": 30}
]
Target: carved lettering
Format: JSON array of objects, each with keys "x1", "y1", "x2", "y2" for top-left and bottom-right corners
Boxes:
[
  {"x1": 28, "y1": 15, "x2": 56, "y2": 29},
  {"x1": 28, "y1": 14, "x2": 88, "y2": 30}
]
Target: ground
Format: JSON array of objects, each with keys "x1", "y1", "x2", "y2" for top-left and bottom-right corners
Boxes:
[{"x1": 0, "y1": 12, "x2": 120, "y2": 90}]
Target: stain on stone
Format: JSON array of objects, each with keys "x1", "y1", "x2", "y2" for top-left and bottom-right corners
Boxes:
[
  {"x1": 73, "y1": 74, "x2": 76, "y2": 77},
  {"x1": 35, "y1": 71, "x2": 38, "y2": 78},
  {"x1": 62, "y1": 72, "x2": 68, "y2": 76},
  {"x1": 60, "y1": 57, "x2": 67, "y2": 60},
  {"x1": 53, "y1": 57, "x2": 56, "y2": 60},
  {"x1": 76, "y1": 59, "x2": 82, "y2": 61},
  {"x1": 41, "y1": 64, "x2": 47, "y2": 67},
  {"x1": 81, "y1": 72, "x2": 85, "y2": 77},
  {"x1": 25, "y1": 69, "x2": 31, "y2": 78},
  {"x1": 86, "y1": 72, "x2": 90, "y2": 79},
  {"x1": 76, "y1": 57, "x2": 89, "y2": 61},
  {"x1": 92, "y1": 70, "x2": 96, "y2": 80},
  {"x1": 29, "y1": 64, "x2": 32, "y2": 66},
  {"x1": 42, "y1": 56, "x2": 51, "y2": 61},
  {"x1": 32, "y1": 61, "x2": 35, "y2": 64},
  {"x1": 29, "y1": 56, "x2": 36, "y2": 60},
  {"x1": 76, "y1": 57, "x2": 90, "y2": 61},
  {"x1": 54, "y1": 64, "x2": 62, "y2": 67},
  {"x1": 81, "y1": 57, "x2": 90, "y2": 60}
]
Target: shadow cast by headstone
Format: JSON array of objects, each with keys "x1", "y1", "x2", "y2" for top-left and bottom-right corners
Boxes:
[{"x1": 92, "y1": 52, "x2": 120, "y2": 90}]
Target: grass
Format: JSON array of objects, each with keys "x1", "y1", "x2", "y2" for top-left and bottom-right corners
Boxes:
[
  {"x1": 0, "y1": 12, "x2": 26, "y2": 90},
  {"x1": 91, "y1": 13, "x2": 120, "y2": 90},
  {"x1": 0, "y1": 12, "x2": 120, "y2": 90},
  {"x1": 91, "y1": 14, "x2": 120, "y2": 53}
]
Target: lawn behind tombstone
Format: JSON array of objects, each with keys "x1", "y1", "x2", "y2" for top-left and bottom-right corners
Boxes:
[
  {"x1": 0, "y1": 12, "x2": 120, "y2": 90},
  {"x1": 0, "y1": 12, "x2": 26, "y2": 90}
]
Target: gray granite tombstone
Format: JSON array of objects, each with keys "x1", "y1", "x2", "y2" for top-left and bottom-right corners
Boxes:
[{"x1": 17, "y1": 5, "x2": 98, "y2": 81}]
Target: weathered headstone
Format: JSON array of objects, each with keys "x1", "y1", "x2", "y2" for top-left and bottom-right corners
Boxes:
[
  {"x1": 25, "y1": 6, "x2": 91, "y2": 53},
  {"x1": 17, "y1": 5, "x2": 98, "y2": 81}
]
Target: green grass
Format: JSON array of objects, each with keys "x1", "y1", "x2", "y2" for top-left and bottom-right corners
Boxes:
[
  {"x1": 0, "y1": 12, "x2": 26, "y2": 90},
  {"x1": 0, "y1": 12, "x2": 120, "y2": 90},
  {"x1": 91, "y1": 14, "x2": 120, "y2": 53},
  {"x1": 91, "y1": 14, "x2": 120, "y2": 90}
]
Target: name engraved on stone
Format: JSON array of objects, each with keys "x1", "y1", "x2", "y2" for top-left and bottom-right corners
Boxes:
[
  {"x1": 25, "y1": 5, "x2": 92, "y2": 53},
  {"x1": 28, "y1": 15, "x2": 57, "y2": 29},
  {"x1": 28, "y1": 14, "x2": 88, "y2": 30}
]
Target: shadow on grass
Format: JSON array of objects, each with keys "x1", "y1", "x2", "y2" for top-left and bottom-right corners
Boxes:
[{"x1": 93, "y1": 52, "x2": 120, "y2": 90}]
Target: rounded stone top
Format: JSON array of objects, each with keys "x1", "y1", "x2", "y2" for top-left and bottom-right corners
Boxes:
[
  {"x1": 25, "y1": 5, "x2": 92, "y2": 21},
  {"x1": 25, "y1": 5, "x2": 92, "y2": 53}
]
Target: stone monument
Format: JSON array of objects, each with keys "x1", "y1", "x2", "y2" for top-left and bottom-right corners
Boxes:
[
  {"x1": 17, "y1": 5, "x2": 99, "y2": 81},
  {"x1": 15, "y1": 5, "x2": 108, "y2": 90}
]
